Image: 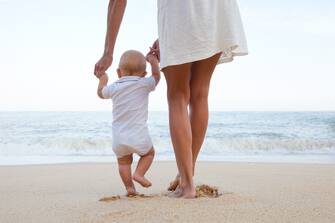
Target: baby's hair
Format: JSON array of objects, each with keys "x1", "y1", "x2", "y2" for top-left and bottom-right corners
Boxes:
[{"x1": 119, "y1": 50, "x2": 147, "y2": 74}]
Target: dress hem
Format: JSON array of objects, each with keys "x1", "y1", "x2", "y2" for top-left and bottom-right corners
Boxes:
[{"x1": 160, "y1": 45, "x2": 248, "y2": 70}]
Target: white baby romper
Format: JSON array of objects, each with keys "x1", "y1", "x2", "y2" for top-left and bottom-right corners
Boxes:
[
  {"x1": 157, "y1": 0, "x2": 248, "y2": 69},
  {"x1": 102, "y1": 76, "x2": 156, "y2": 158}
]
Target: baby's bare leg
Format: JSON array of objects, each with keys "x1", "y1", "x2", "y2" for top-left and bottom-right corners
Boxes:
[
  {"x1": 133, "y1": 147, "x2": 155, "y2": 188},
  {"x1": 117, "y1": 154, "x2": 137, "y2": 196}
]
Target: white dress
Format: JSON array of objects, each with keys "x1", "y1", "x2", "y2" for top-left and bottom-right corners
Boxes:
[{"x1": 157, "y1": 0, "x2": 248, "y2": 69}]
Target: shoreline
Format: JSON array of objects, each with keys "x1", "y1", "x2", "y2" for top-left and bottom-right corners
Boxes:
[
  {"x1": 1, "y1": 154, "x2": 334, "y2": 166},
  {"x1": 1, "y1": 162, "x2": 335, "y2": 222},
  {"x1": 2, "y1": 160, "x2": 335, "y2": 167}
]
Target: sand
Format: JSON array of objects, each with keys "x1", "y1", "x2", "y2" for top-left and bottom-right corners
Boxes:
[{"x1": 1, "y1": 162, "x2": 335, "y2": 223}]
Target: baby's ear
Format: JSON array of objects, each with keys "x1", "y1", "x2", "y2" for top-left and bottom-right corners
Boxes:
[{"x1": 117, "y1": 68, "x2": 122, "y2": 78}]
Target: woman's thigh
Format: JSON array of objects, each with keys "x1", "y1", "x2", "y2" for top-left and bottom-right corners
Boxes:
[
  {"x1": 190, "y1": 53, "x2": 222, "y2": 100},
  {"x1": 163, "y1": 63, "x2": 192, "y2": 102}
]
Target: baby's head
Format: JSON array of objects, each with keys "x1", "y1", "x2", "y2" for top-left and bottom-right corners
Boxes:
[{"x1": 117, "y1": 50, "x2": 147, "y2": 78}]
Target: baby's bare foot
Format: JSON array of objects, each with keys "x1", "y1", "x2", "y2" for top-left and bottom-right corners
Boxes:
[
  {"x1": 133, "y1": 174, "x2": 152, "y2": 188},
  {"x1": 126, "y1": 187, "x2": 137, "y2": 197}
]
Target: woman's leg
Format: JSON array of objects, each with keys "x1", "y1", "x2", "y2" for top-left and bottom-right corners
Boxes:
[
  {"x1": 163, "y1": 63, "x2": 195, "y2": 198},
  {"x1": 167, "y1": 53, "x2": 222, "y2": 191},
  {"x1": 190, "y1": 53, "x2": 222, "y2": 174}
]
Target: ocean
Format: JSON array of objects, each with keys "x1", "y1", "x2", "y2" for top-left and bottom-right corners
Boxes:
[{"x1": 0, "y1": 112, "x2": 335, "y2": 165}]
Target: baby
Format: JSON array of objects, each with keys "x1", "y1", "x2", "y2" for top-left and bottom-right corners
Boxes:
[{"x1": 97, "y1": 50, "x2": 160, "y2": 196}]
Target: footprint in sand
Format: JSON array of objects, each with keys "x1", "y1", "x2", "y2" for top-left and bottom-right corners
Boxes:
[
  {"x1": 99, "y1": 194, "x2": 158, "y2": 203},
  {"x1": 99, "y1": 196, "x2": 121, "y2": 202}
]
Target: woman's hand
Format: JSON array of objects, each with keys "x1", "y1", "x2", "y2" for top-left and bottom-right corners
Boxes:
[
  {"x1": 94, "y1": 0, "x2": 127, "y2": 78},
  {"x1": 94, "y1": 54, "x2": 113, "y2": 78},
  {"x1": 148, "y1": 39, "x2": 160, "y2": 62}
]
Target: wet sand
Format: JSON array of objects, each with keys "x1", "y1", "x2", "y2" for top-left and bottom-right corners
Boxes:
[{"x1": 0, "y1": 162, "x2": 335, "y2": 223}]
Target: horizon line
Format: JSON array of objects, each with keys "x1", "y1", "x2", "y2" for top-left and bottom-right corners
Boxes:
[{"x1": 1, "y1": 110, "x2": 334, "y2": 113}]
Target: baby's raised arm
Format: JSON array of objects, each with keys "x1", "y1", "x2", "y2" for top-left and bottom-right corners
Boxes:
[
  {"x1": 97, "y1": 74, "x2": 109, "y2": 99},
  {"x1": 146, "y1": 54, "x2": 161, "y2": 86}
]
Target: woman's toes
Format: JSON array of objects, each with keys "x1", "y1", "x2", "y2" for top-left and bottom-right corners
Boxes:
[
  {"x1": 167, "y1": 185, "x2": 183, "y2": 198},
  {"x1": 181, "y1": 187, "x2": 196, "y2": 199}
]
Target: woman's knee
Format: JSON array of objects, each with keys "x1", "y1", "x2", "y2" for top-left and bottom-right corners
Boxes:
[
  {"x1": 163, "y1": 64, "x2": 191, "y2": 106},
  {"x1": 167, "y1": 87, "x2": 190, "y2": 106},
  {"x1": 190, "y1": 86, "x2": 209, "y2": 106},
  {"x1": 189, "y1": 53, "x2": 221, "y2": 106}
]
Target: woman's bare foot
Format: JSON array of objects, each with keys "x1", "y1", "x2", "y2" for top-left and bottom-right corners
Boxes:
[
  {"x1": 132, "y1": 174, "x2": 152, "y2": 188},
  {"x1": 181, "y1": 185, "x2": 196, "y2": 199},
  {"x1": 167, "y1": 174, "x2": 180, "y2": 191},
  {"x1": 167, "y1": 185, "x2": 183, "y2": 198},
  {"x1": 126, "y1": 186, "x2": 137, "y2": 197}
]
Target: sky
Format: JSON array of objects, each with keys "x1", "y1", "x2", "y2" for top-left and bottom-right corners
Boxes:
[{"x1": 0, "y1": 0, "x2": 334, "y2": 111}]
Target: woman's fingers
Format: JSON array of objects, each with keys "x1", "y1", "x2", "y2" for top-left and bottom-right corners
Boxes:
[
  {"x1": 149, "y1": 50, "x2": 160, "y2": 55},
  {"x1": 152, "y1": 39, "x2": 159, "y2": 50},
  {"x1": 147, "y1": 39, "x2": 160, "y2": 59},
  {"x1": 94, "y1": 63, "x2": 107, "y2": 78},
  {"x1": 94, "y1": 55, "x2": 113, "y2": 78},
  {"x1": 94, "y1": 63, "x2": 103, "y2": 77},
  {"x1": 147, "y1": 48, "x2": 159, "y2": 56},
  {"x1": 149, "y1": 46, "x2": 159, "y2": 52},
  {"x1": 148, "y1": 39, "x2": 161, "y2": 62},
  {"x1": 94, "y1": 64, "x2": 100, "y2": 77},
  {"x1": 149, "y1": 48, "x2": 160, "y2": 55},
  {"x1": 147, "y1": 46, "x2": 160, "y2": 62},
  {"x1": 151, "y1": 47, "x2": 160, "y2": 61}
]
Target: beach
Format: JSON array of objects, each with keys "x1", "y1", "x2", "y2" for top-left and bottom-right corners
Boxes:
[{"x1": 1, "y1": 161, "x2": 335, "y2": 223}]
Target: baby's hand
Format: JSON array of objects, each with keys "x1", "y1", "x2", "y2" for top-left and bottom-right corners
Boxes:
[
  {"x1": 99, "y1": 73, "x2": 109, "y2": 81},
  {"x1": 146, "y1": 52, "x2": 160, "y2": 85},
  {"x1": 97, "y1": 73, "x2": 109, "y2": 99},
  {"x1": 100, "y1": 73, "x2": 108, "y2": 79},
  {"x1": 146, "y1": 53, "x2": 159, "y2": 64}
]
